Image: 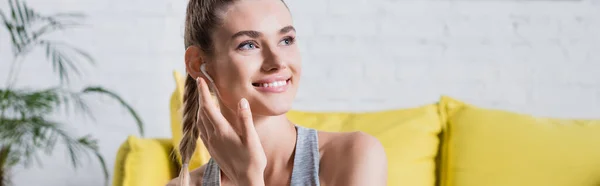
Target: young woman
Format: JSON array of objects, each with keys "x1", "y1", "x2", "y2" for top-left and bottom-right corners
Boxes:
[{"x1": 167, "y1": 0, "x2": 387, "y2": 185}]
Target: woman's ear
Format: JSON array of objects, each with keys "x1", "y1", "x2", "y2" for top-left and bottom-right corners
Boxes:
[{"x1": 184, "y1": 46, "x2": 205, "y2": 79}]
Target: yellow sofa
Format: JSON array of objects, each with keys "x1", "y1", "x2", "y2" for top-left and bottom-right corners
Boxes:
[{"x1": 112, "y1": 72, "x2": 600, "y2": 186}]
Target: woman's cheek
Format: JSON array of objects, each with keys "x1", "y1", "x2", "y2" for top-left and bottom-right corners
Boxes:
[{"x1": 283, "y1": 48, "x2": 302, "y2": 71}]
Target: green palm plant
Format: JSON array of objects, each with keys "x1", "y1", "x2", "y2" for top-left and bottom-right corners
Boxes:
[{"x1": 0, "y1": 0, "x2": 145, "y2": 186}]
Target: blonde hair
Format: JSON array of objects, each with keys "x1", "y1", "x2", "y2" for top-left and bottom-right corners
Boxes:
[
  {"x1": 179, "y1": 1, "x2": 233, "y2": 185},
  {"x1": 178, "y1": 75, "x2": 200, "y2": 186}
]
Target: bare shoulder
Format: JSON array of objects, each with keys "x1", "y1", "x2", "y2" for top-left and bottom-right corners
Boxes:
[
  {"x1": 318, "y1": 131, "x2": 384, "y2": 152},
  {"x1": 317, "y1": 131, "x2": 387, "y2": 186},
  {"x1": 165, "y1": 164, "x2": 207, "y2": 186},
  {"x1": 317, "y1": 131, "x2": 386, "y2": 163}
]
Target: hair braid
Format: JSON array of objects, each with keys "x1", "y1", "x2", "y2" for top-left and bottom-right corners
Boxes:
[{"x1": 177, "y1": 75, "x2": 200, "y2": 186}]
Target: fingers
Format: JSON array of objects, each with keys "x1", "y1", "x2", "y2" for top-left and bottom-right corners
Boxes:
[
  {"x1": 197, "y1": 106, "x2": 212, "y2": 141},
  {"x1": 195, "y1": 79, "x2": 210, "y2": 140},
  {"x1": 237, "y1": 98, "x2": 257, "y2": 139},
  {"x1": 196, "y1": 77, "x2": 227, "y2": 132},
  {"x1": 196, "y1": 106, "x2": 208, "y2": 140}
]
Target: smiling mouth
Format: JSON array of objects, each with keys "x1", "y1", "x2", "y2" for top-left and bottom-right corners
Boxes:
[{"x1": 252, "y1": 78, "x2": 292, "y2": 88}]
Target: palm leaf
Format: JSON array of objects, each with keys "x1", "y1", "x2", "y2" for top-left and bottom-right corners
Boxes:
[
  {"x1": 76, "y1": 135, "x2": 109, "y2": 186},
  {"x1": 1, "y1": 8, "x2": 21, "y2": 54},
  {"x1": 0, "y1": 86, "x2": 141, "y2": 132},
  {"x1": 0, "y1": 116, "x2": 109, "y2": 185},
  {"x1": 0, "y1": 88, "x2": 60, "y2": 118},
  {"x1": 82, "y1": 87, "x2": 145, "y2": 136},
  {"x1": 2, "y1": 0, "x2": 88, "y2": 85},
  {"x1": 2, "y1": 0, "x2": 82, "y2": 52},
  {"x1": 40, "y1": 40, "x2": 91, "y2": 85},
  {"x1": 7, "y1": 0, "x2": 26, "y2": 51},
  {"x1": 0, "y1": 116, "x2": 60, "y2": 166},
  {"x1": 0, "y1": 88, "x2": 94, "y2": 124},
  {"x1": 14, "y1": 0, "x2": 29, "y2": 41},
  {"x1": 58, "y1": 41, "x2": 96, "y2": 84}
]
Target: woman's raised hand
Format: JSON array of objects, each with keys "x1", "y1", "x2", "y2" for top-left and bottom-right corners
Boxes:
[{"x1": 195, "y1": 77, "x2": 266, "y2": 186}]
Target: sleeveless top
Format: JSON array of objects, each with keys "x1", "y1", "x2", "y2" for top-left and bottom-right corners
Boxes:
[{"x1": 201, "y1": 125, "x2": 321, "y2": 186}]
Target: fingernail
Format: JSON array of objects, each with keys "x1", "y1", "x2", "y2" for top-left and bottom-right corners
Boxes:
[
  {"x1": 240, "y1": 98, "x2": 249, "y2": 109},
  {"x1": 196, "y1": 77, "x2": 200, "y2": 84}
]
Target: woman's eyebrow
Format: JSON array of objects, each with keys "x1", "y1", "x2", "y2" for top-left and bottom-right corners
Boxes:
[
  {"x1": 231, "y1": 26, "x2": 296, "y2": 40},
  {"x1": 280, "y1": 25, "x2": 295, "y2": 34},
  {"x1": 231, "y1": 30, "x2": 262, "y2": 39}
]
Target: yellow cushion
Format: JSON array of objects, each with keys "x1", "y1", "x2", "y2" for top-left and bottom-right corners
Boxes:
[
  {"x1": 439, "y1": 96, "x2": 600, "y2": 186},
  {"x1": 287, "y1": 104, "x2": 443, "y2": 186},
  {"x1": 112, "y1": 136, "x2": 176, "y2": 186},
  {"x1": 170, "y1": 71, "x2": 211, "y2": 170}
]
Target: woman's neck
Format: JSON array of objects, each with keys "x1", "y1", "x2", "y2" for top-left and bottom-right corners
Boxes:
[{"x1": 219, "y1": 105, "x2": 298, "y2": 179}]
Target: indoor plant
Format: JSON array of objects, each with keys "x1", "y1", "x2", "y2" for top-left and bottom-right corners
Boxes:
[{"x1": 0, "y1": 0, "x2": 144, "y2": 185}]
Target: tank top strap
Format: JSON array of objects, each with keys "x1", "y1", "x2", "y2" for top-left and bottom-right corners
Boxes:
[
  {"x1": 290, "y1": 125, "x2": 321, "y2": 186},
  {"x1": 201, "y1": 158, "x2": 220, "y2": 186}
]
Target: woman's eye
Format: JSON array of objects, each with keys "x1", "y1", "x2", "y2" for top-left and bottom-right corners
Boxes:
[
  {"x1": 238, "y1": 42, "x2": 257, "y2": 50},
  {"x1": 280, "y1": 36, "x2": 295, "y2": 46}
]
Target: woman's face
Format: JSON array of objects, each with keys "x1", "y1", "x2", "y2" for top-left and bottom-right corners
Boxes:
[{"x1": 206, "y1": 0, "x2": 301, "y2": 116}]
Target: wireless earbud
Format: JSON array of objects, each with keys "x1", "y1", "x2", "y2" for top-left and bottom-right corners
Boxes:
[
  {"x1": 199, "y1": 63, "x2": 221, "y2": 98},
  {"x1": 200, "y1": 63, "x2": 215, "y2": 84}
]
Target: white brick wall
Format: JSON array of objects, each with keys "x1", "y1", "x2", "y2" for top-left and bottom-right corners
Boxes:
[{"x1": 1, "y1": 0, "x2": 599, "y2": 185}]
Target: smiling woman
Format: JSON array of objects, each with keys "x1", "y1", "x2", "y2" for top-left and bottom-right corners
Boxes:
[{"x1": 166, "y1": 0, "x2": 387, "y2": 186}]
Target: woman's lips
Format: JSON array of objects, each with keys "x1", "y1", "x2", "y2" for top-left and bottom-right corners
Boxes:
[{"x1": 252, "y1": 78, "x2": 291, "y2": 93}]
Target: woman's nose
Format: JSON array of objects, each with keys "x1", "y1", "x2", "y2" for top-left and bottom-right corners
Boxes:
[{"x1": 261, "y1": 46, "x2": 287, "y2": 72}]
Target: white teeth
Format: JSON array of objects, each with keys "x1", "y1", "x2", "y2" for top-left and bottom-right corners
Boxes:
[{"x1": 258, "y1": 80, "x2": 287, "y2": 88}]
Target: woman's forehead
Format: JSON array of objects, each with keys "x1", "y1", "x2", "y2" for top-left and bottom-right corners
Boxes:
[{"x1": 217, "y1": 0, "x2": 292, "y2": 37}]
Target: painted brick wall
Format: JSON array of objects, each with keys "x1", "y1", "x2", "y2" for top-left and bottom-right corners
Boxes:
[{"x1": 0, "y1": 0, "x2": 599, "y2": 185}]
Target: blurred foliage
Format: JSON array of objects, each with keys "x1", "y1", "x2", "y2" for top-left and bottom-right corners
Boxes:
[{"x1": 0, "y1": 0, "x2": 144, "y2": 185}]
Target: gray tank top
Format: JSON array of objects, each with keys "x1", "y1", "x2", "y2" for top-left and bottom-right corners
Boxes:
[{"x1": 201, "y1": 125, "x2": 321, "y2": 186}]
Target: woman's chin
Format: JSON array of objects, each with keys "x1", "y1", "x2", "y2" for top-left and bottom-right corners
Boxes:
[{"x1": 251, "y1": 101, "x2": 293, "y2": 116}]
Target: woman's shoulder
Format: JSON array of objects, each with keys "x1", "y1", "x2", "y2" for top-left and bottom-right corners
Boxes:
[
  {"x1": 317, "y1": 130, "x2": 385, "y2": 160},
  {"x1": 316, "y1": 130, "x2": 388, "y2": 185},
  {"x1": 165, "y1": 164, "x2": 207, "y2": 186}
]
